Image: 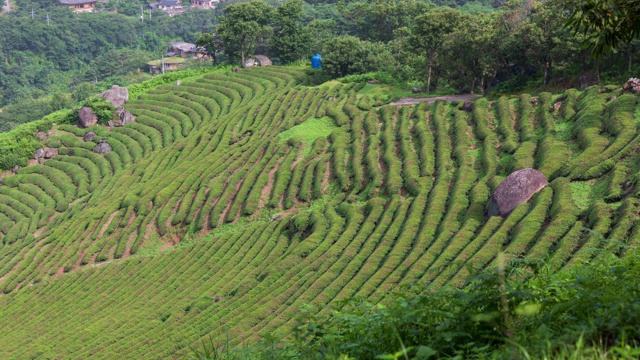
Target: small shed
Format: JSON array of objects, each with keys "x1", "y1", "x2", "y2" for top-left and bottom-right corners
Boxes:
[
  {"x1": 488, "y1": 168, "x2": 548, "y2": 217},
  {"x1": 311, "y1": 54, "x2": 322, "y2": 69},
  {"x1": 244, "y1": 55, "x2": 272, "y2": 68}
]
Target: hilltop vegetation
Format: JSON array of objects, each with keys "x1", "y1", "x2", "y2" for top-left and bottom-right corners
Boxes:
[{"x1": 0, "y1": 64, "x2": 637, "y2": 358}]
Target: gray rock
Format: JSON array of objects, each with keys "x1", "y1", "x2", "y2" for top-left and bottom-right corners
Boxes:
[
  {"x1": 35, "y1": 131, "x2": 47, "y2": 141},
  {"x1": 114, "y1": 106, "x2": 125, "y2": 118},
  {"x1": 175, "y1": 80, "x2": 181, "y2": 86},
  {"x1": 553, "y1": 101, "x2": 562, "y2": 112},
  {"x1": 328, "y1": 97, "x2": 335, "y2": 102},
  {"x1": 12, "y1": 165, "x2": 19, "y2": 174},
  {"x1": 488, "y1": 168, "x2": 548, "y2": 217},
  {"x1": 412, "y1": 87, "x2": 423, "y2": 93},
  {"x1": 37, "y1": 158, "x2": 45, "y2": 164},
  {"x1": 34, "y1": 148, "x2": 45, "y2": 160},
  {"x1": 107, "y1": 120, "x2": 115, "y2": 127},
  {"x1": 213, "y1": 296, "x2": 224, "y2": 303},
  {"x1": 78, "y1": 107, "x2": 98, "y2": 128},
  {"x1": 93, "y1": 140, "x2": 112, "y2": 155},
  {"x1": 113, "y1": 120, "x2": 123, "y2": 127},
  {"x1": 44, "y1": 148, "x2": 58, "y2": 159},
  {"x1": 367, "y1": 79, "x2": 380, "y2": 84},
  {"x1": 121, "y1": 110, "x2": 136, "y2": 125},
  {"x1": 48, "y1": 129, "x2": 55, "y2": 136},
  {"x1": 99, "y1": 85, "x2": 129, "y2": 107},
  {"x1": 232, "y1": 67, "x2": 241, "y2": 73},
  {"x1": 462, "y1": 101, "x2": 474, "y2": 112},
  {"x1": 623, "y1": 78, "x2": 640, "y2": 93},
  {"x1": 83, "y1": 131, "x2": 97, "y2": 142}
]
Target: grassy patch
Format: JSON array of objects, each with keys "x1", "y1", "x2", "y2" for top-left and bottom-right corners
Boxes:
[
  {"x1": 569, "y1": 178, "x2": 609, "y2": 213},
  {"x1": 278, "y1": 117, "x2": 337, "y2": 150}
]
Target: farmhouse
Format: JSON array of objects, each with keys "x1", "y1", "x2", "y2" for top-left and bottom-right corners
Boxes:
[
  {"x1": 168, "y1": 41, "x2": 207, "y2": 58},
  {"x1": 58, "y1": 0, "x2": 105, "y2": 12},
  {"x1": 150, "y1": 0, "x2": 186, "y2": 15},
  {"x1": 147, "y1": 57, "x2": 185, "y2": 75},
  {"x1": 191, "y1": 0, "x2": 217, "y2": 9}
]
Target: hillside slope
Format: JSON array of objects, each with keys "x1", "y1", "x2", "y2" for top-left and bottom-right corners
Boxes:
[{"x1": 0, "y1": 67, "x2": 638, "y2": 358}]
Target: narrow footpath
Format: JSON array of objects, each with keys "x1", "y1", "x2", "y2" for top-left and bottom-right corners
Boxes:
[{"x1": 390, "y1": 94, "x2": 481, "y2": 106}]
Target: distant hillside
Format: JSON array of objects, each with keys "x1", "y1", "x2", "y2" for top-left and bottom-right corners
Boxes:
[{"x1": 0, "y1": 66, "x2": 638, "y2": 358}]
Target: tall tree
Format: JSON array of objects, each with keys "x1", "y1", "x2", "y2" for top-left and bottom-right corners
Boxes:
[
  {"x1": 196, "y1": 33, "x2": 222, "y2": 65},
  {"x1": 565, "y1": 0, "x2": 640, "y2": 56},
  {"x1": 216, "y1": 0, "x2": 275, "y2": 66},
  {"x1": 271, "y1": 0, "x2": 312, "y2": 63},
  {"x1": 411, "y1": 7, "x2": 463, "y2": 93}
]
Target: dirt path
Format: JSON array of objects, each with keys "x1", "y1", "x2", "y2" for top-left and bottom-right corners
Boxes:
[{"x1": 390, "y1": 94, "x2": 481, "y2": 106}]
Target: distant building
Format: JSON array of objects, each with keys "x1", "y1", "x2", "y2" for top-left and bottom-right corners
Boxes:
[
  {"x1": 150, "y1": 0, "x2": 186, "y2": 16},
  {"x1": 58, "y1": 0, "x2": 106, "y2": 12},
  {"x1": 191, "y1": 0, "x2": 217, "y2": 9},
  {"x1": 147, "y1": 57, "x2": 186, "y2": 75},
  {"x1": 168, "y1": 41, "x2": 207, "y2": 58}
]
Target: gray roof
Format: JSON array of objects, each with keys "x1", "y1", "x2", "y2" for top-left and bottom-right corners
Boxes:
[
  {"x1": 59, "y1": 0, "x2": 98, "y2": 4},
  {"x1": 158, "y1": 0, "x2": 181, "y2": 6},
  {"x1": 169, "y1": 41, "x2": 196, "y2": 52}
]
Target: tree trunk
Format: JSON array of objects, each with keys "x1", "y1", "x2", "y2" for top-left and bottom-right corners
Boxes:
[
  {"x1": 470, "y1": 78, "x2": 475, "y2": 94},
  {"x1": 426, "y1": 53, "x2": 435, "y2": 94},
  {"x1": 629, "y1": 49, "x2": 633, "y2": 73}
]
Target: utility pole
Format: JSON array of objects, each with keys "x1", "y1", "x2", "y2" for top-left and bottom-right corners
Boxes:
[
  {"x1": 30, "y1": 8, "x2": 34, "y2": 20},
  {"x1": 46, "y1": 13, "x2": 50, "y2": 26}
]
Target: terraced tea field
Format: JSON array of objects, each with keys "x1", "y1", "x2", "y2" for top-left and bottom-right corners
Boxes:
[{"x1": 0, "y1": 67, "x2": 638, "y2": 358}]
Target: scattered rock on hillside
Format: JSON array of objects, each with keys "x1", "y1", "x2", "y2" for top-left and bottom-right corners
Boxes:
[
  {"x1": 175, "y1": 80, "x2": 181, "y2": 86},
  {"x1": 93, "y1": 139, "x2": 112, "y2": 155},
  {"x1": 623, "y1": 78, "x2": 640, "y2": 94},
  {"x1": 412, "y1": 87, "x2": 423, "y2": 93},
  {"x1": 328, "y1": 97, "x2": 335, "y2": 102},
  {"x1": 44, "y1": 148, "x2": 58, "y2": 159},
  {"x1": 35, "y1": 131, "x2": 47, "y2": 141},
  {"x1": 367, "y1": 79, "x2": 380, "y2": 84},
  {"x1": 34, "y1": 148, "x2": 45, "y2": 160},
  {"x1": 12, "y1": 165, "x2": 19, "y2": 174},
  {"x1": 108, "y1": 119, "x2": 123, "y2": 127},
  {"x1": 37, "y1": 158, "x2": 45, "y2": 164},
  {"x1": 232, "y1": 67, "x2": 241, "y2": 73},
  {"x1": 84, "y1": 131, "x2": 97, "y2": 142},
  {"x1": 553, "y1": 101, "x2": 562, "y2": 112},
  {"x1": 99, "y1": 85, "x2": 129, "y2": 107},
  {"x1": 78, "y1": 107, "x2": 98, "y2": 128},
  {"x1": 462, "y1": 101, "x2": 474, "y2": 112},
  {"x1": 213, "y1": 296, "x2": 224, "y2": 303},
  {"x1": 121, "y1": 110, "x2": 136, "y2": 125},
  {"x1": 488, "y1": 168, "x2": 548, "y2": 217}
]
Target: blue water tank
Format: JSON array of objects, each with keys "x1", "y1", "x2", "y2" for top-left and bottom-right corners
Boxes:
[{"x1": 311, "y1": 54, "x2": 322, "y2": 69}]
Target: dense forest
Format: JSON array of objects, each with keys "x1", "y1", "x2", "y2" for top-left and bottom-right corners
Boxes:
[{"x1": 0, "y1": 0, "x2": 638, "y2": 133}]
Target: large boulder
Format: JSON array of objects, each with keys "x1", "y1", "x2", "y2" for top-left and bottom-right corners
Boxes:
[
  {"x1": 623, "y1": 77, "x2": 640, "y2": 94},
  {"x1": 99, "y1": 85, "x2": 129, "y2": 107},
  {"x1": 12, "y1": 165, "x2": 19, "y2": 174},
  {"x1": 488, "y1": 168, "x2": 548, "y2": 217},
  {"x1": 44, "y1": 148, "x2": 58, "y2": 159},
  {"x1": 93, "y1": 139, "x2": 112, "y2": 155},
  {"x1": 83, "y1": 131, "x2": 97, "y2": 142},
  {"x1": 34, "y1": 148, "x2": 45, "y2": 160},
  {"x1": 35, "y1": 131, "x2": 47, "y2": 141},
  {"x1": 121, "y1": 110, "x2": 136, "y2": 125},
  {"x1": 78, "y1": 107, "x2": 98, "y2": 128}
]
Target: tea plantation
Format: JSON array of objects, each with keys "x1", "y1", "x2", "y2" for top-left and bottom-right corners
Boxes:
[{"x1": 0, "y1": 67, "x2": 638, "y2": 358}]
